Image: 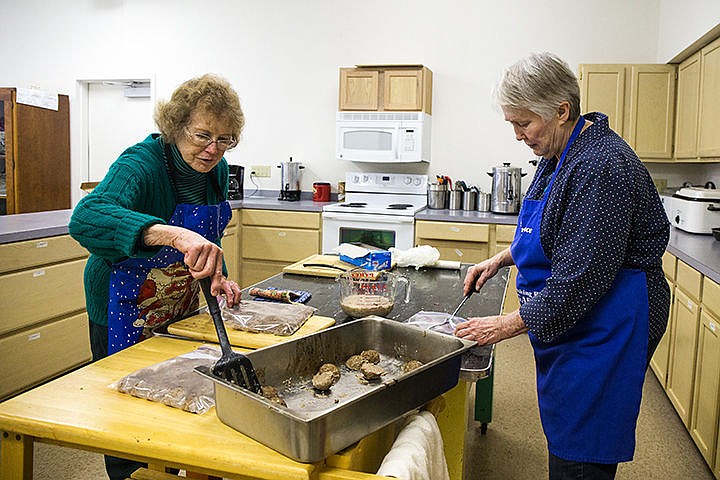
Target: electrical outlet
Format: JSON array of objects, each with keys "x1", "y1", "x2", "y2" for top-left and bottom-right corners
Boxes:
[{"x1": 251, "y1": 165, "x2": 271, "y2": 178}]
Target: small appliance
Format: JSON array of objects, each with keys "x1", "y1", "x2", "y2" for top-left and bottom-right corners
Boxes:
[
  {"x1": 671, "y1": 187, "x2": 720, "y2": 234},
  {"x1": 277, "y1": 157, "x2": 304, "y2": 201},
  {"x1": 322, "y1": 172, "x2": 428, "y2": 252},
  {"x1": 336, "y1": 111, "x2": 431, "y2": 163},
  {"x1": 487, "y1": 162, "x2": 525, "y2": 214},
  {"x1": 228, "y1": 164, "x2": 244, "y2": 200}
]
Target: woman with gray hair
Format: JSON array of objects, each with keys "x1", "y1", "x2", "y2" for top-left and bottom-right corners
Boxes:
[{"x1": 456, "y1": 52, "x2": 669, "y2": 479}]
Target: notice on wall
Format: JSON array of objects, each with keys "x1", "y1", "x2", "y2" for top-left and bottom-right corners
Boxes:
[{"x1": 16, "y1": 88, "x2": 59, "y2": 111}]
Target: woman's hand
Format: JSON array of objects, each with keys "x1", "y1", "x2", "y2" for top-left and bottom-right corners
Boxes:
[
  {"x1": 143, "y1": 224, "x2": 225, "y2": 293},
  {"x1": 454, "y1": 310, "x2": 528, "y2": 345},
  {"x1": 464, "y1": 248, "x2": 514, "y2": 295},
  {"x1": 216, "y1": 277, "x2": 242, "y2": 307}
]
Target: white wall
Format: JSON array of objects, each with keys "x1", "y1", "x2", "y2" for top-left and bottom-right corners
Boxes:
[
  {"x1": 1, "y1": 0, "x2": 717, "y2": 204},
  {"x1": 658, "y1": 0, "x2": 720, "y2": 62}
]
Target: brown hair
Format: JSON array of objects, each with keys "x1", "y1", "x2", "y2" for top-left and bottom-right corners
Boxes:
[{"x1": 154, "y1": 74, "x2": 245, "y2": 143}]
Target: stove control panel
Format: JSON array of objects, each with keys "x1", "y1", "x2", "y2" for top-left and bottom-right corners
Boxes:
[{"x1": 346, "y1": 172, "x2": 428, "y2": 194}]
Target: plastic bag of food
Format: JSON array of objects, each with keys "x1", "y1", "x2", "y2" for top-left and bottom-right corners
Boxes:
[
  {"x1": 389, "y1": 245, "x2": 441, "y2": 269},
  {"x1": 219, "y1": 299, "x2": 316, "y2": 336},
  {"x1": 111, "y1": 345, "x2": 220, "y2": 414},
  {"x1": 404, "y1": 310, "x2": 464, "y2": 336}
]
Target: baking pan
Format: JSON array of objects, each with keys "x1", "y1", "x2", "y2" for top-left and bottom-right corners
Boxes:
[{"x1": 195, "y1": 316, "x2": 475, "y2": 462}]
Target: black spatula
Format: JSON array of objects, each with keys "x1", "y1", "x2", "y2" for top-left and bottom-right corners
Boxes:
[{"x1": 199, "y1": 277, "x2": 262, "y2": 394}]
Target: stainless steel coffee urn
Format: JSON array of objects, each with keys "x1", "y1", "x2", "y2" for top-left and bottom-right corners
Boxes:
[
  {"x1": 277, "y1": 157, "x2": 304, "y2": 201},
  {"x1": 487, "y1": 162, "x2": 525, "y2": 214}
]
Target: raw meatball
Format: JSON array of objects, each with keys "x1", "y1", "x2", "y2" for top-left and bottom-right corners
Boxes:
[
  {"x1": 312, "y1": 370, "x2": 337, "y2": 391},
  {"x1": 403, "y1": 360, "x2": 423, "y2": 373},
  {"x1": 345, "y1": 354, "x2": 366, "y2": 371},
  {"x1": 261, "y1": 386, "x2": 287, "y2": 407},
  {"x1": 318, "y1": 363, "x2": 341, "y2": 382},
  {"x1": 360, "y1": 363, "x2": 385, "y2": 380},
  {"x1": 360, "y1": 349, "x2": 380, "y2": 364}
]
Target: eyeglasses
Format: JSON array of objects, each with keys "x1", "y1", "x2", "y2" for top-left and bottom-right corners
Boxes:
[{"x1": 183, "y1": 127, "x2": 238, "y2": 151}]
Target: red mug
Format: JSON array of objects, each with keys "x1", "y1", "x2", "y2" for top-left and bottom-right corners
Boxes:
[{"x1": 313, "y1": 182, "x2": 331, "y2": 202}]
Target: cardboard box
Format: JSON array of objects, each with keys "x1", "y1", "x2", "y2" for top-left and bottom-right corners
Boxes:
[{"x1": 334, "y1": 243, "x2": 391, "y2": 271}]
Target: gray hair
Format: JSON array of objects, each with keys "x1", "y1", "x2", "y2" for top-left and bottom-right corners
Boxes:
[{"x1": 494, "y1": 52, "x2": 581, "y2": 122}]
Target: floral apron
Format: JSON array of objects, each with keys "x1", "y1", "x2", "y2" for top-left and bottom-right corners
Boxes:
[{"x1": 510, "y1": 117, "x2": 648, "y2": 463}]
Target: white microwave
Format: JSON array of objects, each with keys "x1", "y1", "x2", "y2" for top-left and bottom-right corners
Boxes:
[{"x1": 336, "y1": 111, "x2": 431, "y2": 163}]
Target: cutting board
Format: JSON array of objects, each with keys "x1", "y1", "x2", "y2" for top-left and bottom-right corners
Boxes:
[
  {"x1": 282, "y1": 254, "x2": 356, "y2": 278},
  {"x1": 167, "y1": 313, "x2": 335, "y2": 349}
]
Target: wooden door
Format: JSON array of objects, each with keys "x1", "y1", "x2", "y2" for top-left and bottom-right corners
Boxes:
[
  {"x1": 667, "y1": 286, "x2": 701, "y2": 427},
  {"x1": 674, "y1": 53, "x2": 702, "y2": 160},
  {"x1": 0, "y1": 88, "x2": 70, "y2": 214},
  {"x1": 339, "y1": 69, "x2": 379, "y2": 110},
  {"x1": 579, "y1": 65, "x2": 626, "y2": 135},
  {"x1": 690, "y1": 309, "x2": 720, "y2": 468},
  {"x1": 698, "y1": 37, "x2": 720, "y2": 157},
  {"x1": 383, "y1": 69, "x2": 423, "y2": 111},
  {"x1": 627, "y1": 64, "x2": 676, "y2": 159},
  {"x1": 650, "y1": 278, "x2": 674, "y2": 386}
]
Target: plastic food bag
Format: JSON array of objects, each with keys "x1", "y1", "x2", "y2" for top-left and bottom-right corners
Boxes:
[
  {"x1": 219, "y1": 299, "x2": 316, "y2": 336},
  {"x1": 111, "y1": 345, "x2": 220, "y2": 414},
  {"x1": 389, "y1": 245, "x2": 441, "y2": 269},
  {"x1": 404, "y1": 310, "x2": 465, "y2": 336}
]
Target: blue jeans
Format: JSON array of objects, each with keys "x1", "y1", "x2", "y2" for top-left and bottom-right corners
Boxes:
[{"x1": 549, "y1": 453, "x2": 618, "y2": 480}]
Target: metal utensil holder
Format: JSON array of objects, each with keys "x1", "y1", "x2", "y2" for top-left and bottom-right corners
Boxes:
[
  {"x1": 449, "y1": 190, "x2": 463, "y2": 210},
  {"x1": 462, "y1": 191, "x2": 477, "y2": 211}
]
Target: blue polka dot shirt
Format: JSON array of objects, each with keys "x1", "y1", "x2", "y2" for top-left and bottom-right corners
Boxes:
[{"x1": 518, "y1": 112, "x2": 670, "y2": 359}]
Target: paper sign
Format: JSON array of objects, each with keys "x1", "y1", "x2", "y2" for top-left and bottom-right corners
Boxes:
[{"x1": 16, "y1": 88, "x2": 59, "y2": 111}]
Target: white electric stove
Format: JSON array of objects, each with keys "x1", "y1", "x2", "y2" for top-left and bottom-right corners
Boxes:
[{"x1": 322, "y1": 172, "x2": 428, "y2": 252}]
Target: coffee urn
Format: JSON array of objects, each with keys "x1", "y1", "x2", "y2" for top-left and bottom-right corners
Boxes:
[
  {"x1": 487, "y1": 162, "x2": 525, "y2": 214},
  {"x1": 277, "y1": 157, "x2": 304, "y2": 201}
]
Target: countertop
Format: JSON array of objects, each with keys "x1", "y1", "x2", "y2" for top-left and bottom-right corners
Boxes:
[{"x1": 3, "y1": 197, "x2": 720, "y2": 284}]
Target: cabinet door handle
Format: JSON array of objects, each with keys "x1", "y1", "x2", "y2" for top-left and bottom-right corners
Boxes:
[
  {"x1": 278, "y1": 231, "x2": 287, "y2": 237},
  {"x1": 36, "y1": 241, "x2": 48, "y2": 248},
  {"x1": 450, "y1": 226, "x2": 460, "y2": 233},
  {"x1": 710, "y1": 322, "x2": 717, "y2": 333}
]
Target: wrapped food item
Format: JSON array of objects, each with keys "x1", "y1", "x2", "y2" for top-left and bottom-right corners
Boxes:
[
  {"x1": 220, "y1": 299, "x2": 316, "y2": 336},
  {"x1": 111, "y1": 345, "x2": 220, "y2": 414}
]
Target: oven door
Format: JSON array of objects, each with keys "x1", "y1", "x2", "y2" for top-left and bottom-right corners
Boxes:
[{"x1": 322, "y1": 211, "x2": 415, "y2": 253}]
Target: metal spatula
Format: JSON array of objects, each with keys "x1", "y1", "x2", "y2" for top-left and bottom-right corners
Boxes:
[{"x1": 199, "y1": 277, "x2": 262, "y2": 394}]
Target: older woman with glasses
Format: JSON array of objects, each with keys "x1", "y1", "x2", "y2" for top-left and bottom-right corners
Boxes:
[{"x1": 69, "y1": 73, "x2": 244, "y2": 478}]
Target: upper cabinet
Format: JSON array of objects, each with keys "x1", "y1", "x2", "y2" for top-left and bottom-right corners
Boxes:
[
  {"x1": 674, "y1": 52, "x2": 702, "y2": 160},
  {"x1": 579, "y1": 64, "x2": 676, "y2": 161},
  {"x1": 0, "y1": 88, "x2": 71, "y2": 215},
  {"x1": 698, "y1": 37, "x2": 720, "y2": 158},
  {"x1": 339, "y1": 65, "x2": 433, "y2": 114}
]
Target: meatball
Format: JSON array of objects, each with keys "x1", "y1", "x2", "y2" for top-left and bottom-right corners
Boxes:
[
  {"x1": 360, "y1": 363, "x2": 385, "y2": 380},
  {"x1": 318, "y1": 363, "x2": 341, "y2": 382},
  {"x1": 312, "y1": 370, "x2": 337, "y2": 391},
  {"x1": 261, "y1": 386, "x2": 287, "y2": 407},
  {"x1": 345, "y1": 354, "x2": 366, "y2": 371},
  {"x1": 360, "y1": 349, "x2": 380, "y2": 364},
  {"x1": 403, "y1": 360, "x2": 423, "y2": 373}
]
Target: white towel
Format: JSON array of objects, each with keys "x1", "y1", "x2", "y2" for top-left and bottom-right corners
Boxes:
[{"x1": 376, "y1": 411, "x2": 450, "y2": 480}]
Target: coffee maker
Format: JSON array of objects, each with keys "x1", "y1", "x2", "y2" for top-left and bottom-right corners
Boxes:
[
  {"x1": 277, "y1": 157, "x2": 304, "y2": 201},
  {"x1": 228, "y1": 164, "x2": 244, "y2": 200}
]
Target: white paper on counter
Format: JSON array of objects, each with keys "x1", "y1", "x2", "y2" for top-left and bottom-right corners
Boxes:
[
  {"x1": 16, "y1": 88, "x2": 59, "y2": 111},
  {"x1": 333, "y1": 243, "x2": 372, "y2": 259}
]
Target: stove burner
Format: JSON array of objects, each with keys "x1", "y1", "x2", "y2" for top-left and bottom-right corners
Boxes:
[
  {"x1": 387, "y1": 203, "x2": 413, "y2": 210},
  {"x1": 339, "y1": 202, "x2": 367, "y2": 208}
]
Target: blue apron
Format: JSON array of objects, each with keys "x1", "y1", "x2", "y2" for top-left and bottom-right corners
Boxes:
[{"x1": 510, "y1": 117, "x2": 648, "y2": 463}]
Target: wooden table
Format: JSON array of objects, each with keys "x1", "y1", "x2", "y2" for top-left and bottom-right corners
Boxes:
[{"x1": 0, "y1": 336, "x2": 468, "y2": 480}]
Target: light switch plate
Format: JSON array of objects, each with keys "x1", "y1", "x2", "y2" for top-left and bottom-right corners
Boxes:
[{"x1": 251, "y1": 165, "x2": 271, "y2": 177}]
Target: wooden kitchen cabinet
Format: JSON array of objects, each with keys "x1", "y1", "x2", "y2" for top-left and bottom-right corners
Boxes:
[
  {"x1": 339, "y1": 65, "x2": 433, "y2": 114},
  {"x1": 690, "y1": 304, "x2": 720, "y2": 469},
  {"x1": 222, "y1": 209, "x2": 240, "y2": 283},
  {"x1": 0, "y1": 88, "x2": 71, "y2": 214},
  {"x1": 0, "y1": 234, "x2": 91, "y2": 400},
  {"x1": 674, "y1": 52, "x2": 702, "y2": 160},
  {"x1": 578, "y1": 64, "x2": 676, "y2": 161},
  {"x1": 698, "y1": 36, "x2": 720, "y2": 158},
  {"x1": 666, "y1": 261, "x2": 703, "y2": 427},
  {"x1": 415, "y1": 220, "x2": 490, "y2": 264},
  {"x1": 239, "y1": 209, "x2": 321, "y2": 288}
]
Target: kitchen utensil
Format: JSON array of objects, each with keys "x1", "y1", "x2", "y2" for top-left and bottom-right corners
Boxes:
[
  {"x1": 450, "y1": 292, "x2": 473, "y2": 319},
  {"x1": 427, "y1": 182, "x2": 448, "y2": 209},
  {"x1": 302, "y1": 263, "x2": 349, "y2": 272},
  {"x1": 487, "y1": 162, "x2": 526, "y2": 214},
  {"x1": 477, "y1": 191, "x2": 491, "y2": 212},
  {"x1": 194, "y1": 317, "x2": 476, "y2": 462},
  {"x1": 277, "y1": 157, "x2": 304, "y2": 201},
  {"x1": 449, "y1": 189, "x2": 463, "y2": 210},
  {"x1": 338, "y1": 270, "x2": 410, "y2": 318},
  {"x1": 198, "y1": 277, "x2": 262, "y2": 393},
  {"x1": 462, "y1": 190, "x2": 477, "y2": 211}
]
